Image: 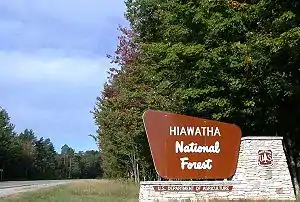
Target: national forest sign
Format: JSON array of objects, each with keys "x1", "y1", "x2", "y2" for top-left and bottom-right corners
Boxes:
[{"x1": 142, "y1": 110, "x2": 242, "y2": 179}]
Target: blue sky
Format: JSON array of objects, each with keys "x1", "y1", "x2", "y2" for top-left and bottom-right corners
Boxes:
[{"x1": 0, "y1": 1, "x2": 127, "y2": 153}]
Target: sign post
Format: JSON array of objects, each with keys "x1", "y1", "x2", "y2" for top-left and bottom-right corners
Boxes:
[{"x1": 139, "y1": 110, "x2": 296, "y2": 201}]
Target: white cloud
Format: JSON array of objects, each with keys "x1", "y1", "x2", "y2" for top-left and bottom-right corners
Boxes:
[
  {"x1": 0, "y1": 49, "x2": 112, "y2": 151},
  {"x1": 0, "y1": 50, "x2": 115, "y2": 86}
]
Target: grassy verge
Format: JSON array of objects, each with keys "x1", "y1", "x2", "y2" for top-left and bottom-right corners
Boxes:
[
  {"x1": 0, "y1": 179, "x2": 139, "y2": 202},
  {"x1": 1, "y1": 180, "x2": 299, "y2": 202}
]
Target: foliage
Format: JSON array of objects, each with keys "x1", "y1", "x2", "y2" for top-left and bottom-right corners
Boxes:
[
  {"x1": 93, "y1": 0, "x2": 300, "y2": 183},
  {"x1": 0, "y1": 107, "x2": 103, "y2": 181}
]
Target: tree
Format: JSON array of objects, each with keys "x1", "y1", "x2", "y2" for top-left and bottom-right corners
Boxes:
[
  {"x1": 0, "y1": 106, "x2": 103, "y2": 181},
  {"x1": 34, "y1": 138, "x2": 57, "y2": 179},
  {"x1": 0, "y1": 107, "x2": 20, "y2": 179},
  {"x1": 93, "y1": 26, "x2": 164, "y2": 181},
  {"x1": 60, "y1": 144, "x2": 73, "y2": 178},
  {"x1": 94, "y1": 0, "x2": 300, "y2": 186},
  {"x1": 18, "y1": 129, "x2": 37, "y2": 179}
]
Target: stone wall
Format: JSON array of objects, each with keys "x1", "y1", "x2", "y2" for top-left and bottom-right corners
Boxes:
[{"x1": 139, "y1": 136, "x2": 296, "y2": 201}]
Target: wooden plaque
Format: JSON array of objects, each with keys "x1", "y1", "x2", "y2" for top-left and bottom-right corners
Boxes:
[{"x1": 143, "y1": 110, "x2": 242, "y2": 179}]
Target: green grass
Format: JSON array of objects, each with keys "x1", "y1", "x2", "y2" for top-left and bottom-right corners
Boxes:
[
  {"x1": 0, "y1": 180, "x2": 299, "y2": 202},
  {"x1": 0, "y1": 180, "x2": 139, "y2": 202}
]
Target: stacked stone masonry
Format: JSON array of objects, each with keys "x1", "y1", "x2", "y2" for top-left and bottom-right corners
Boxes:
[{"x1": 139, "y1": 137, "x2": 296, "y2": 201}]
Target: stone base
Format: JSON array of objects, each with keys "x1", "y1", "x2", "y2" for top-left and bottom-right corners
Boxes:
[
  {"x1": 139, "y1": 137, "x2": 296, "y2": 201},
  {"x1": 139, "y1": 181, "x2": 295, "y2": 201}
]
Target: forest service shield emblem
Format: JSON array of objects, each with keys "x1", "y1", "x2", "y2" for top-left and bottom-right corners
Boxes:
[{"x1": 258, "y1": 150, "x2": 273, "y2": 166}]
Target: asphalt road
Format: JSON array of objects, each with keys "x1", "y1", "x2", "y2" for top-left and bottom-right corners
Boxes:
[{"x1": 0, "y1": 179, "x2": 76, "y2": 197}]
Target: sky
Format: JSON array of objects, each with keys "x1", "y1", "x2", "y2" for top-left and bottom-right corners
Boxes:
[{"x1": 0, "y1": 1, "x2": 127, "y2": 153}]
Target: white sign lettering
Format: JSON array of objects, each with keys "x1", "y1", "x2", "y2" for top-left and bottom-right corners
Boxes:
[
  {"x1": 180, "y1": 157, "x2": 213, "y2": 170},
  {"x1": 170, "y1": 126, "x2": 221, "y2": 136},
  {"x1": 171, "y1": 126, "x2": 222, "y2": 170},
  {"x1": 175, "y1": 141, "x2": 220, "y2": 154}
]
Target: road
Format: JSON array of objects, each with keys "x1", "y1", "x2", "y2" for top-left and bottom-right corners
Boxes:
[{"x1": 0, "y1": 180, "x2": 77, "y2": 197}]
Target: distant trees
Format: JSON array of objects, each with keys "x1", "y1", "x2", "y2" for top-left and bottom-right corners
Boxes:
[
  {"x1": 0, "y1": 107, "x2": 103, "y2": 181},
  {"x1": 93, "y1": 0, "x2": 300, "y2": 186}
]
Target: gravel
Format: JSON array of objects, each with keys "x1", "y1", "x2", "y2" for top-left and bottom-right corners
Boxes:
[{"x1": 0, "y1": 180, "x2": 74, "y2": 197}]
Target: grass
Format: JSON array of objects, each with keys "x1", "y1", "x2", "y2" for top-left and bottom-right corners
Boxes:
[
  {"x1": 0, "y1": 180, "x2": 299, "y2": 202},
  {"x1": 0, "y1": 179, "x2": 139, "y2": 202}
]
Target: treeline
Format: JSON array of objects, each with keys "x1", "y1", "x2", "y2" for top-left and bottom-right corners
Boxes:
[
  {"x1": 0, "y1": 107, "x2": 103, "y2": 180},
  {"x1": 93, "y1": 0, "x2": 300, "y2": 190}
]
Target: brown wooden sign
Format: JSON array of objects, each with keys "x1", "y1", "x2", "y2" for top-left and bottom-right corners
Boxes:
[{"x1": 143, "y1": 110, "x2": 242, "y2": 179}]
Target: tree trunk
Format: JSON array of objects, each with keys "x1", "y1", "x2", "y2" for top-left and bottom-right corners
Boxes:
[
  {"x1": 25, "y1": 167, "x2": 28, "y2": 178},
  {"x1": 136, "y1": 162, "x2": 140, "y2": 183},
  {"x1": 64, "y1": 155, "x2": 67, "y2": 178},
  {"x1": 290, "y1": 155, "x2": 299, "y2": 196},
  {"x1": 283, "y1": 137, "x2": 299, "y2": 196},
  {"x1": 69, "y1": 156, "x2": 72, "y2": 179},
  {"x1": 142, "y1": 166, "x2": 146, "y2": 181},
  {"x1": 130, "y1": 153, "x2": 138, "y2": 184},
  {"x1": 133, "y1": 154, "x2": 137, "y2": 184}
]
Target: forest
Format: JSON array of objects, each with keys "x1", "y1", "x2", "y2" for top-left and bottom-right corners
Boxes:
[
  {"x1": 0, "y1": 107, "x2": 103, "y2": 180},
  {"x1": 93, "y1": 0, "x2": 300, "y2": 193}
]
